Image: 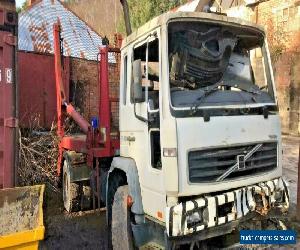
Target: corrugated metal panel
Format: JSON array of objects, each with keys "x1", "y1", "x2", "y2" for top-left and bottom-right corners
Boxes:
[
  {"x1": 18, "y1": 51, "x2": 70, "y2": 129},
  {"x1": 0, "y1": 7, "x2": 18, "y2": 189},
  {"x1": 18, "y1": 0, "x2": 114, "y2": 62}
]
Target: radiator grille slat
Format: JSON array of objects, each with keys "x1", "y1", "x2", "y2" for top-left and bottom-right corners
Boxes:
[
  {"x1": 188, "y1": 142, "x2": 277, "y2": 183},
  {"x1": 190, "y1": 148, "x2": 246, "y2": 160},
  {"x1": 190, "y1": 159, "x2": 236, "y2": 169}
]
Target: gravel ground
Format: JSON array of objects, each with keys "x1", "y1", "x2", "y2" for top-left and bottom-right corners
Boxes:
[
  {"x1": 280, "y1": 136, "x2": 300, "y2": 249},
  {"x1": 282, "y1": 136, "x2": 300, "y2": 216},
  {"x1": 39, "y1": 136, "x2": 300, "y2": 250}
]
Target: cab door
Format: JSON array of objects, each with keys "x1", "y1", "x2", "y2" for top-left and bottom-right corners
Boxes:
[{"x1": 119, "y1": 29, "x2": 166, "y2": 220}]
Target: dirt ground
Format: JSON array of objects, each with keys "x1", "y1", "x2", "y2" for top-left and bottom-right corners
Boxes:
[
  {"x1": 39, "y1": 136, "x2": 300, "y2": 250},
  {"x1": 39, "y1": 190, "x2": 108, "y2": 250}
]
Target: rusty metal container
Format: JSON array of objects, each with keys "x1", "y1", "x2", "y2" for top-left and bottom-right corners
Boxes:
[{"x1": 0, "y1": 1, "x2": 18, "y2": 188}]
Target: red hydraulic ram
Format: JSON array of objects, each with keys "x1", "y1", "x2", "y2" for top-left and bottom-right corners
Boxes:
[
  {"x1": 53, "y1": 23, "x2": 90, "y2": 136},
  {"x1": 65, "y1": 103, "x2": 89, "y2": 133},
  {"x1": 53, "y1": 23, "x2": 91, "y2": 175}
]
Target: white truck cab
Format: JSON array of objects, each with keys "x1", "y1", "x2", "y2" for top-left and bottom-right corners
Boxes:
[{"x1": 107, "y1": 11, "x2": 289, "y2": 249}]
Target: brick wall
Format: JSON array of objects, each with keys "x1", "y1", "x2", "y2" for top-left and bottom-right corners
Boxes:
[
  {"x1": 70, "y1": 58, "x2": 99, "y2": 122},
  {"x1": 108, "y1": 52, "x2": 121, "y2": 132},
  {"x1": 69, "y1": 55, "x2": 120, "y2": 132},
  {"x1": 276, "y1": 52, "x2": 300, "y2": 135},
  {"x1": 254, "y1": 0, "x2": 300, "y2": 52}
]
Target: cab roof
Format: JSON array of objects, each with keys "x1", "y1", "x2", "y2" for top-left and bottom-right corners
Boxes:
[{"x1": 121, "y1": 11, "x2": 265, "y2": 49}]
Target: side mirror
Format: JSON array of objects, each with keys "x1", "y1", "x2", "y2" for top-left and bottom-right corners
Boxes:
[{"x1": 132, "y1": 59, "x2": 144, "y2": 103}]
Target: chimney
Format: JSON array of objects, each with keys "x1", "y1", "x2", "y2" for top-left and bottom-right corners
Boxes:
[
  {"x1": 0, "y1": 0, "x2": 16, "y2": 11},
  {"x1": 27, "y1": 0, "x2": 38, "y2": 6}
]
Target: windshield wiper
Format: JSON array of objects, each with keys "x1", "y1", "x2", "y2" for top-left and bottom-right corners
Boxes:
[
  {"x1": 191, "y1": 82, "x2": 224, "y2": 113},
  {"x1": 216, "y1": 144, "x2": 263, "y2": 182},
  {"x1": 191, "y1": 82, "x2": 260, "y2": 113}
]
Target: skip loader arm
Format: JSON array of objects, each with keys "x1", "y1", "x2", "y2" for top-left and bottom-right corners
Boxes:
[{"x1": 53, "y1": 23, "x2": 90, "y2": 135}]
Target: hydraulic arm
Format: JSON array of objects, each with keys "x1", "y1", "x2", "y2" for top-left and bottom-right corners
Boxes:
[{"x1": 53, "y1": 23, "x2": 90, "y2": 136}]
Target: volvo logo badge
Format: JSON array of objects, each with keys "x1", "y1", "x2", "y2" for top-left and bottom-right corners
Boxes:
[{"x1": 237, "y1": 155, "x2": 246, "y2": 170}]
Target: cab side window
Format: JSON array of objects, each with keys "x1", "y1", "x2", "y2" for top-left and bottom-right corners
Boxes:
[{"x1": 131, "y1": 38, "x2": 159, "y2": 110}]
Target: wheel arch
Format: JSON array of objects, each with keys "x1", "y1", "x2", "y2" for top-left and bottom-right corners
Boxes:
[{"x1": 106, "y1": 157, "x2": 144, "y2": 223}]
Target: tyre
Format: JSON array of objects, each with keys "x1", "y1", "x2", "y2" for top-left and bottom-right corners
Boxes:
[
  {"x1": 111, "y1": 185, "x2": 134, "y2": 250},
  {"x1": 63, "y1": 160, "x2": 80, "y2": 212}
]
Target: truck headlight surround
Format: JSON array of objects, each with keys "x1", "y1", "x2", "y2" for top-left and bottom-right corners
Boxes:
[
  {"x1": 274, "y1": 190, "x2": 285, "y2": 203},
  {"x1": 186, "y1": 208, "x2": 204, "y2": 229}
]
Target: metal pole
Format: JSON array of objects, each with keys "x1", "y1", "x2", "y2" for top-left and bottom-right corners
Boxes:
[
  {"x1": 99, "y1": 46, "x2": 111, "y2": 152},
  {"x1": 297, "y1": 145, "x2": 300, "y2": 220},
  {"x1": 53, "y1": 23, "x2": 65, "y2": 138},
  {"x1": 120, "y1": 0, "x2": 132, "y2": 35}
]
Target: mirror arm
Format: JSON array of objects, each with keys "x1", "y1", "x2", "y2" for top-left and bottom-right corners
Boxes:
[{"x1": 134, "y1": 102, "x2": 148, "y2": 123}]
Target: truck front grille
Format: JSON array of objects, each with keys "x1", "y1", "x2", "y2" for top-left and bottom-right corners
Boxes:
[{"x1": 188, "y1": 142, "x2": 277, "y2": 183}]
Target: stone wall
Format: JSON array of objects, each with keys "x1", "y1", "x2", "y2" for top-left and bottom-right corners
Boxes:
[
  {"x1": 227, "y1": 0, "x2": 300, "y2": 135},
  {"x1": 275, "y1": 53, "x2": 300, "y2": 135}
]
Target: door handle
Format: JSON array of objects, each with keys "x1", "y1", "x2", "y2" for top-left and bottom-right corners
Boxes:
[{"x1": 127, "y1": 136, "x2": 135, "y2": 142}]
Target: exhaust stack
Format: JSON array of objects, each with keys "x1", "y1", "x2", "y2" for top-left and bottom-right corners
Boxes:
[
  {"x1": 120, "y1": 0, "x2": 132, "y2": 36},
  {"x1": 196, "y1": 0, "x2": 215, "y2": 12}
]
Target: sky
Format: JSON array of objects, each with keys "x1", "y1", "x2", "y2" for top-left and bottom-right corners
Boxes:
[{"x1": 16, "y1": 0, "x2": 26, "y2": 8}]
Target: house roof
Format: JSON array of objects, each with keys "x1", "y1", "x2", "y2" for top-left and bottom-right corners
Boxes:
[{"x1": 18, "y1": 0, "x2": 113, "y2": 61}]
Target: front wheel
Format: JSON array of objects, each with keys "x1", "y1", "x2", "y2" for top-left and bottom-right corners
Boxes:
[
  {"x1": 63, "y1": 160, "x2": 80, "y2": 212},
  {"x1": 111, "y1": 185, "x2": 135, "y2": 250}
]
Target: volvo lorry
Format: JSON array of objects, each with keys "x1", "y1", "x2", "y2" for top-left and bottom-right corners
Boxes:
[
  {"x1": 109, "y1": 11, "x2": 290, "y2": 249},
  {"x1": 54, "y1": 2, "x2": 290, "y2": 249}
]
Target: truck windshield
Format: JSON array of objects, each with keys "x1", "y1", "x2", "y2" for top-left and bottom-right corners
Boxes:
[{"x1": 168, "y1": 21, "x2": 275, "y2": 109}]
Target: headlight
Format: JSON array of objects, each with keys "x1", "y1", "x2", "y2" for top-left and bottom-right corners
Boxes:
[
  {"x1": 186, "y1": 209, "x2": 203, "y2": 228},
  {"x1": 274, "y1": 190, "x2": 285, "y2": 204}
]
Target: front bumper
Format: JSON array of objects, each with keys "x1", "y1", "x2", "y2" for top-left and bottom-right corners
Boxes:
[{"x1": 166, "y1": 177, "x2": 289, "y2": 237}]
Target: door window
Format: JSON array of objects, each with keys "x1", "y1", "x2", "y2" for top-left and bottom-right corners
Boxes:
[{"x1": 131, "y1": 38, "x2": 160, "y2": 109}]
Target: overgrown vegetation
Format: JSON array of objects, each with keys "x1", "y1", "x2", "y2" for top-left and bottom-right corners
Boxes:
[
  {"x1": 16, "y1": 0, "x2": 28, "y2": 13},
  {"x1": 18, "y1": 123, "x2": 60, "y2": 191},
  {"x1": 265, "y1": 19, "x2": 287, "y2": 63},
  {"x1": 117, "y1": 0, "x2": 189, "y2": 33}
]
